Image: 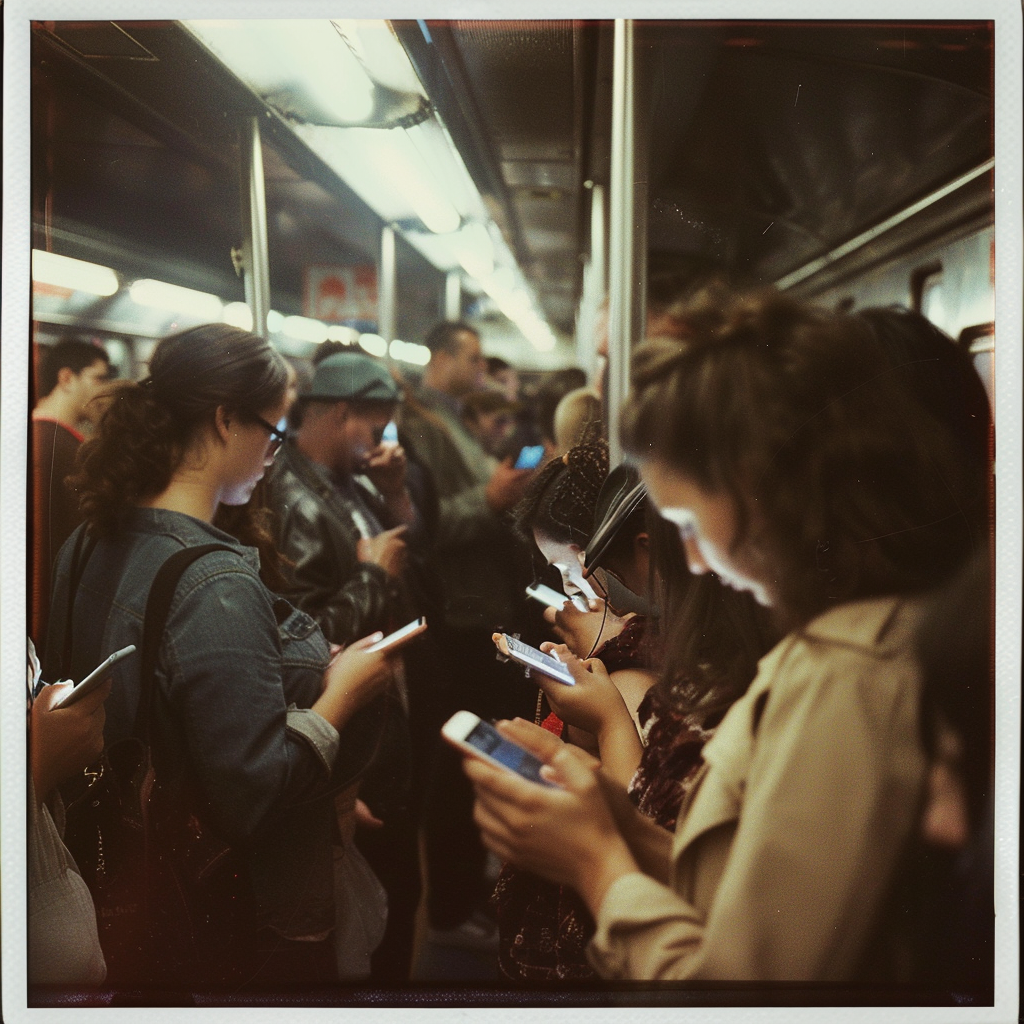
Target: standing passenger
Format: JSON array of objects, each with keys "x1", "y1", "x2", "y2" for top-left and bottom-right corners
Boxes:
[
  {"x1": 265, "y1": 350, "x2": 423, "y2": 981},
  {"x1": 463, "y1": 290, "x2": 983, "y2": 984},
  {"x1": 400, "y1": 320, "x2": 536, "y2": 945},
  {"x1": 30, "y1": 338, "x2": 111, "y2": 645},
  {"x1": 44, "y1": 325, "x2": 397, "y2": 990}
]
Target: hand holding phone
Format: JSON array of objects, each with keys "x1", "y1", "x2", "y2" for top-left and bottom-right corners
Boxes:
[
  {"x1": 493, "y1": 633, "x2": 575, "y2": 686},
  {"x1": 514, "y1": 444, "x2": 546, "y2": 470},
  {"x1": 366, "y1": 617, "x2": 427, "y2": 653},
  {"x1": 51, "y1": 644, "x2": 136, "y2": 709},
  {"x1": 442, "y1": 711, "x2": 554, "y2": 786},
  {"x1": 525, "y1": 583, "x2": 570, "y2": 611},
  {"x1": 457, "y1": 715, "x2": 635, "y2": 894}
]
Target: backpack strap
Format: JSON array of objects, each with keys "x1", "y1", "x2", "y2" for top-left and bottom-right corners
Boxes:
[{"x1": 131, "y1": 544, "x2": 237, "y2": 743}]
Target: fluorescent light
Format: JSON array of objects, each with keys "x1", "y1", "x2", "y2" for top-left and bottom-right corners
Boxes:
[
  {"x1": 386, "y1": 128, "x2": 462, "y2": 233},
  {"x1": 453, "y1": 222, "x2": 494, "y2": 279},
  {"x1": 185, "y1": 20, "x2": 375, "y2": 124},
  {"x1": 283, "y1": 315, "x2": 329, "y2": 343},
  {"x1": 327, "y1": 324, "x2": 360, "y2": 343},
  {"x1": 332, "y1": 20, "x2": 425, "y2": 97},
  {"x1": 359, "y1": 333, "x2": 387, "y2": 357},
  {"x1": 32, "y1": 250, "x2": 119, "y2": 296},
  {"x1": 389, "y1": 339, "x2": 431, "y2": 366},
  {"x1": 223, "y1": 301, "x2": 254, "y2": 331},
  {"x1": 130, "y1": 279, "x2": 223, "y2": 320}
]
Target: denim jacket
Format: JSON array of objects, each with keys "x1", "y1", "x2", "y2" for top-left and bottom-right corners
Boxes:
[{"x1": 44, "y1": 508, "x2": 367, "y2": 939}]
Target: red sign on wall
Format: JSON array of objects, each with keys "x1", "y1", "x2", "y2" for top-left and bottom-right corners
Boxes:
[{"x1": 304, "y1": 265, "x2": 378, "y2": 323}]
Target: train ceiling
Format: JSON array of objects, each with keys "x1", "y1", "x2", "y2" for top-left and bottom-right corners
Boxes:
[{"x1": 31, "y1": 19, "x2": 992, "y2": 348}]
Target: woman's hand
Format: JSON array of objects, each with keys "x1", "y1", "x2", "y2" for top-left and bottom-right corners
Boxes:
[
  {"x1": 30, "y1": 678, "x2": 111, "y2": 805},
  {"x1": 463, "y1": 718, "x2": 638, "y2": 915},
  {"x1": 533, "y1": 643, "x2": 632, "y2": 736},
  {"x1": 315, "y1": 633, "x2": 395, "y2": 729},
  {"x1": 543, "y1": 598, "x2": 629, "y2": 659}
]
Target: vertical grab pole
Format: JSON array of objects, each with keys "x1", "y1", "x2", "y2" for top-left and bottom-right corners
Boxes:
[
  {"x1": 240, "y1": 116, "x2": 271, "y2": 338},
  {"x1": 607, "y1": 19, "x2": 647, "y2": 466},
  {"x1": 379, "y1": 225, "x2": 397, "y2": 355},
  {"x1": 445, "y1": 271, "x2": 462, "y2": 321},
  {"x1": 576, "y1": 182, "x2": 607, "y2": 389}
]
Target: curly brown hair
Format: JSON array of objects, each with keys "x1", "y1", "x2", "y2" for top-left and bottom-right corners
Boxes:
[
  {"x1": 71, "y1": 325, "x2": 288, "y2": 538},
  {"x1": 622, "y1": 289, "x2": 982, "y2": 628}
]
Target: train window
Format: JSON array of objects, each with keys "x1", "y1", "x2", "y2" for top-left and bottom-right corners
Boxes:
[
  {"x1": 959, "y1": 322, "x2": 995, "y2": 411},
  {"x1": 910, "y1": 261, "x2": 944, "y2": 322}
]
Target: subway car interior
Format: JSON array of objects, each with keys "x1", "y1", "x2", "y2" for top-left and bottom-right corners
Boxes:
[{"x1": 16, "y1": 12, "x2": 1014, "y2": 1012}]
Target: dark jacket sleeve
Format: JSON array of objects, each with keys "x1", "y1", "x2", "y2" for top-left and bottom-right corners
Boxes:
[{"x1": 273, "y1": 479, "x2": 397, "y2": 646}]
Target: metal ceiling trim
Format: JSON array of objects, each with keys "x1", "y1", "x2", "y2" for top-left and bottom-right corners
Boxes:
[{"x1": 774, "y1": 158, "x2": 995, "y2": 292}]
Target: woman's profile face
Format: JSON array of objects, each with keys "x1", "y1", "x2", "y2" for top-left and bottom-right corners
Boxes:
[
  {"x1": 640, "y1": 457, "x2": 775, "y2": 608},
  {"x1": 220, "y1": 396, "x2": 288, "y2": 507},
  {"x1": 532, "y1": 528, "x2": 598, "y2": 602}
]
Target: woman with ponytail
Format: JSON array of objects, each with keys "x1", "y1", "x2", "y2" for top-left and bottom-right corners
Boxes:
[{"x1": 44, "y1": 325, "x2": 397, "y2": 989}]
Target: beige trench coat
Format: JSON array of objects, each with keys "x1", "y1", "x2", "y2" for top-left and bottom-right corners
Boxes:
[{"x1": 588, "y1": 595, "x2": 927, "y2": 981}]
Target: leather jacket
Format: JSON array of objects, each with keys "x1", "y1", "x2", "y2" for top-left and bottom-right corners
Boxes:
[{"x1": 266, "y1": 441, "x2": 402, "y2": 645}]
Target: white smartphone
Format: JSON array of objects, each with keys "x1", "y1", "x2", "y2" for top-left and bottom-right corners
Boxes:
[
  {"x1": 525, "y1": 583, "x2": 569, "y2": 610},
  {"x1": 366, "y1": 617, "x2": 427, "y2": 653},
  {"x1": 495, "y1": 633, "x2": 575, "y2": 686},
  {"x1": 441, "y1": 711, "x2": 554, "y2": 787},
  {"x1": 51, "y1": 644, "x2": 137, "y2": 709}
]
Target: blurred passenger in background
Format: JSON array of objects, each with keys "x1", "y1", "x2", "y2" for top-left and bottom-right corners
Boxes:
[
  {"x1": 903, "y1": 550, "x2": 993, "y2": 995},
  {"x1": 30, "y1": 338, "x2": 111, "y2": 645},
  {"x1": 552, "y1": 387, "x2": 603, "y2": 452},
  {"x1": 485, "y1": 355, "x2": 521, "y2": 403},
  {"x1": 400, "y1": 320, "x2": 538, "y2": 946},
  {"x1": 529, "y1": 368, "x2": 588, "y2": 450},
  {"x1": 460, "y1": 389, "x2": 520, "y2": 460}
]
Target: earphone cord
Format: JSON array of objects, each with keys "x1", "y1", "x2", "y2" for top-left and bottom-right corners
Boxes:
[{"x1": 584, "y1": 573, "x2": 611, "y2": 660}]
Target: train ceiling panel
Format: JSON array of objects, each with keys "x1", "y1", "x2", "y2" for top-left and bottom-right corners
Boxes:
[
  {"x1": 32, "y1": 20, "x2": 413, "y2": 317},
  {"x1": 641, "y1": 21, "x2": 993, "y2": 284},
  {"x1": 442, "y1": 20, "x2": 584, "y2": 334}
]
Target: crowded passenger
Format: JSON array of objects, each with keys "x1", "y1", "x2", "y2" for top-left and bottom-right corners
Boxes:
[
  {"x1": 493, "y1": 435, "x2": 771, "y2": 981},
  {"x1": 42, "y1": 325, "x2": 400, "y2": 989},
  {"x1": 30, "y1": 338, "x2": 112, "y2": 644},
  {"x1": 462, "y1": 289, "x2": 984, "y2": 983},
  {"x1": 27, "y1": 638, "x2": 108, "y2": 987},
  {"x1": 263, "y1": 349, "x2": 426, "y2": 980},
  {"x1": 460, "y1": 388, "x2": 520, "y2": 460},
  {"x1": 398, "y1": 320, "x2": 538, "y2": 948}
]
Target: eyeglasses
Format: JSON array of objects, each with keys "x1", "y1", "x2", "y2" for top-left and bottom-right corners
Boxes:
[{"x1": 249, "y1": 413, "x2": 287, "y2": 456}]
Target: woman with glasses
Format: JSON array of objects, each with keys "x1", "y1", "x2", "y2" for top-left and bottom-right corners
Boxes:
[{"x1": 44, "y1": 324, "x2": 398, "y2": 990}]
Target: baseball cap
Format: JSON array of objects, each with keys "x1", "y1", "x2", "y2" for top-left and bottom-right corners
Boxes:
[{"x1": 306, "y1": 352, "x2": 401, "y2": 403}]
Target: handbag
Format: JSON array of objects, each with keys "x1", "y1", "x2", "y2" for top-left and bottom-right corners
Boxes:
[{"x1": 61, "y1": 536, "x2": 259, "y2": 990}]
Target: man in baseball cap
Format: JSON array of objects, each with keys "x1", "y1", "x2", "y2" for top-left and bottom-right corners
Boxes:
[{"x1": 267, "y1": 350, "x2": 411, "y2": 643}]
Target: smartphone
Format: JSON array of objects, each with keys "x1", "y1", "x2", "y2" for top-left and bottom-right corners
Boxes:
[
  {"x1": 442, "y1": 711, "x2": 554, "y2": 787},
  {"x1": 381, "y1": 421, "x2": 399, "y2": 444},
  {"x1": 51, "y1": 644, "x2": 136, "y2": 709},
  {"x1": 366, "y1": 617, "x2": 427, "y2": 653},
  {"x1": 525, "y1": 583, "x2": 569, "y2": 610},
  {"x1": 496, "y1": 633, "x2": 575, "y2": 686},
  {"x1": 514, "y1": 444, "x2": 545, "y2": 470}
]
